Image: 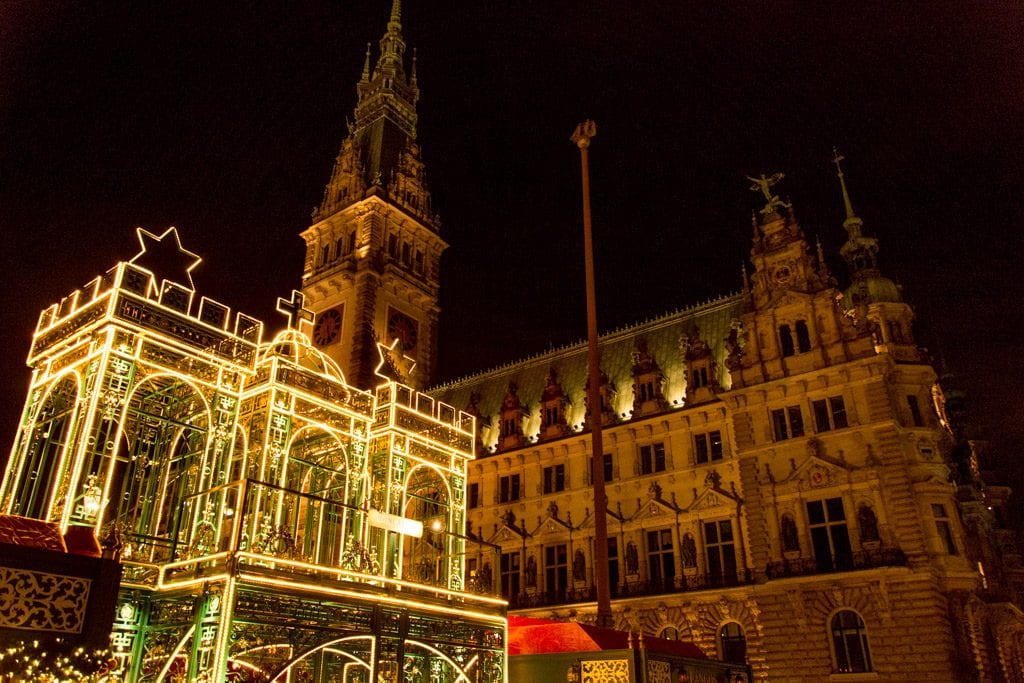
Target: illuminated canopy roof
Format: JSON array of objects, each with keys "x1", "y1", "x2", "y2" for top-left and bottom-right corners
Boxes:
[{"x1": 257, "y1": 329, "x2": 347, "y2": 385}]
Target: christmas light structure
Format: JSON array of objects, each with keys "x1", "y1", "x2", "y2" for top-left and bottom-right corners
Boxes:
[{"x1": 0, "y1": 228, "x2": 506, "y2": 682}]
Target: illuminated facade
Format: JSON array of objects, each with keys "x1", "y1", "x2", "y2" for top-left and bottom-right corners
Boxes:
[
  {"x1": 432, "y1": 170, "x2": 1024, "y2": 681},
  {"x1": 301, "y1": 0, "x2": 443, "y2": 391},
  {"x1": 0, "y1": 227, "x2": 505, "y2": 681}
]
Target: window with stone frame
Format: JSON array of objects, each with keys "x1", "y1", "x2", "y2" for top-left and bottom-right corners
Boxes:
[
  {"x1": 831, "y1": 610, "x2": 873, "y2": 673},
  {"x1": 646, "y1": 528, "x2": 675, "y2": 590},
  {"x1": 795, "y1": 319, "x2": 811, "y2": 352},
  {"x1": 813, "y1": 396, "x2": 849, "y2": 432},
  {"x1": 694, "y1": 430, "x2": 724, "y2": 464},
  {"x1": 500, "y1": 551, "x2": 521, "y2": 600},
  {"x1": 907, "y1": 394, "x2": 924, "y2": 427},
  {"x1": 807, "y1": 497, "x2": 853, "y2": 572},
  {"x1": 639, "y1": 442, "x2": 666, "y2": 474},
  {"x1": 704, "y1": 519, "x2": 738, "y2": 585},
  {"x1": 498, "y1": 474, "x2": 521, "y2": 503},
  {"x1": 932, "y1": 503, "x2": 958, "y2": 555},
  {"x1": 542, "y1": 464, "x2": 565, "y2": 494},
  {"x1": 772, "y1": 405, "x2": 805, "y2": 441},
  {"x1": 544, "y1": 543, "x2": 568, "y2": 600},
  {"x1": 588, "y1": 453, "x2": 614, "y2": 484},
  {"x1": 719, "y1": 622, "x2": 747, "y2": 665},
  {"x1": 467, "y1": 482, "x2": 479, "y2": 509},
  {"x1": 779, "y1": 324, "x2": 795, "y2": 357}
]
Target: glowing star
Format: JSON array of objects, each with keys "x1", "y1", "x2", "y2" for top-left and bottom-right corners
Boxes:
[
  {"x1": 374, "y1": 336, "x2": 417, "y2": 385},
  {"x1": 130, "y1": 226, "x2": 202, "y2": 291}
]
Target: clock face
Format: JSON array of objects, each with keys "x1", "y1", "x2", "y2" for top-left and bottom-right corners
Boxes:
[
  {"x1": 773, "y1": 266, "x2": 792, "y2": 284},
  {"x1": 313, "y1": 307, "x2": 342, "y2": 347},
  {"x1": 387, "y1": 308, "x2": 419, "y2": 352}
]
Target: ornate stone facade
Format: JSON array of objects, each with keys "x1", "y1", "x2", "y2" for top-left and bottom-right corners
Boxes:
[{"x1": 432, "y1": 171, "x2": 1024, "y2": 680}]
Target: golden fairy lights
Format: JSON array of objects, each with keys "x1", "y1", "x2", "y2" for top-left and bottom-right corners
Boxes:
[{"x1": 0, "y1": 227, "x2": 505, "y2": 682}]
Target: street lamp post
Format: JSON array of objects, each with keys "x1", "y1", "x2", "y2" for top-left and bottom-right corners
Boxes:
[{"x1": 571, "y1": 119, "x2": 613, "y2": 628}]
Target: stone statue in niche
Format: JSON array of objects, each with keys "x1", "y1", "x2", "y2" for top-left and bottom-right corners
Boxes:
[
  {"x1": 525, "y1": 555, "x2": 537, "y2": 587},
  {"x1": 573, "y1": 549, "x2": 586, "y2": 581},
  {"x1": 781, "y1": 514, "x2": 800, "y2": 553},
  {"x1": 858, "y1": 504, "x2": 880, "y2": 544},
  {"x1": 681, "y1": 533, "x2": 697, "y2": 568},
  {"x1": 625, "y1": 541, "x2": 639, "y2": 575}
]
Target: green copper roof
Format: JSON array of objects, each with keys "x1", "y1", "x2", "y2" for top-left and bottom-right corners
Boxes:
[{"x1": 429, "y1": 293, "x2": 743, "y2": 450}]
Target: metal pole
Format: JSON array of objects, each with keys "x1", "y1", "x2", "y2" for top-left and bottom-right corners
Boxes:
[{"x1": 571, "y1": 120, "x2": 613, "y2": 627}]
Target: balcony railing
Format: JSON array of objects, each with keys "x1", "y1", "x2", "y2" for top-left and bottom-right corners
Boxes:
[
  {"x1": 765, "y1": 547, "x2": 906, "y2": 579},
  {"x1": 507, "y1": 571, "x2": 756, "y2": 608}
]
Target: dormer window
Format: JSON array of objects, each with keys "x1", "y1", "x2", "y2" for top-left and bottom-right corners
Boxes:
[{"x1": 692, "y1": 367, "x2": 709, "y2": 388}]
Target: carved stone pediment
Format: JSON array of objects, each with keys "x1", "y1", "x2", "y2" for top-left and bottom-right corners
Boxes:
[
  {"x1": 530, "y1": 514, "x2": 572, "y2": 537},
  {"x1": 630, "y1": 496, "x2": 678, "y2": 522},
  {"x1": 685, "y1": 486, "x2": 739, "y2": 512},
  {"x1": 486, "y1": 522, "x2": 528, "y2": 545},
  {"x1": 779, "y1": 454, "x2": 852, "y2": 491}
]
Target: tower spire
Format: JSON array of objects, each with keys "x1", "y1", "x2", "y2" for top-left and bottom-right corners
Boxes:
[
  {"x1": 360, "y1": 43, "x2": 372, "y2": 82},
  {"x1": 832, "y1": 147, "x2": 863, "y2": 239}
]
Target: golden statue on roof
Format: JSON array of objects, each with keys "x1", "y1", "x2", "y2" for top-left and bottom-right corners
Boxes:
[{"x1": 747, "y1": 172, "x2": 791, "y2": 216}]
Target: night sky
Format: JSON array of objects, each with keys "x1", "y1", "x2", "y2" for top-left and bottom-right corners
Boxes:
[{"x1": 2, "y1": 2, "x2": 1022, "y2": 464}]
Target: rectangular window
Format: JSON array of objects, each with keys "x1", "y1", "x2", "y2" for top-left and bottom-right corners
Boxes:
[
  {"x1": 932, "y1": 503, "x2": 958, "y2": 555},
  {"x1": 498, "y1": 474, "x2": 521, "y2": 503},
  {"x1": 467, "y1": 482, "x2": 479, "y2": 509},
  {"x1": 772, "y1": 406, "x2": 804, "y2": 440},
  {"x1": 589, "y1": 453, "x2": 614, "y2": 484},
  {"x1": 646, "y1": 529, "x2": 675, "y2": 590},
  {"x1": 813, "y1": 396, "x2": 849, "y2": 432},
  {"x1": 907, "y1": 395, "x2": 924, "y2": 427},
  {"x1": 640, "y1": 442, "x2": 666, "y2": 474},
  {"x1": 695, "y1": 430, "x2": 724, "y2": 464},
  {"x1": 543, "y1": 464, "x2": 565, "y2": 494},
  {"x1": 807, "y1": 497, "x2": 853, "y2": 572},
  {"x1": 500, "y1": 551, "x2": 521, "y2": 599},
  {"x1": 388, "y1": 234, "x2": 398, "y2": 257},
  {"x1": 544, "y1": 544, "x2": 568, "y2": 599},
  {"x1": 608, "y1": 537, "x2": 619, "y2": 597},
  {"x1": 704, "y1": 520, "x2": 738, "y2": 585}
]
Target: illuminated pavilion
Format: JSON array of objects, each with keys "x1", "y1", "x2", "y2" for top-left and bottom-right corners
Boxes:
[{"x1": 0, "y1": 224, "x2": 505, "y2": 681}]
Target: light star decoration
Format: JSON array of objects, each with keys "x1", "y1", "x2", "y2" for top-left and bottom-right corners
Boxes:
[
  {"x1": 374, "y1": 336, "x2": 417, "y2": 385},
  {"x1": 129, "y1": 227, "x2": 202, "y2": 291}
]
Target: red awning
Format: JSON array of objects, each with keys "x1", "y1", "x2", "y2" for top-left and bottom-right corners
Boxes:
[{"x1": 508, "y1": 616, "x2": 706, "y2": 659}]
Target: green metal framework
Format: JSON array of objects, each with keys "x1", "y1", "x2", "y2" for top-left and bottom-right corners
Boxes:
[{"x1": 1, "y1": 256, "x2": 506, "y2": 682}]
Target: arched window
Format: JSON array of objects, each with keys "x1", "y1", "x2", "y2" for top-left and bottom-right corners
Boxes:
[
  {"x1": 779, "y1": 325, "x2": 795, "y2": 357},
  {"x1": 795, "y1": 319, "x2": 811, "y2": 353},
  {"x1": 831, "y1": 610, "x2": 872, "y2": 673},
  {"x1": 719, "y1": 622, "x2": 746, "y2": 664},
  {"x1": 658, "y1": 626, "x2": 679, "y2": 640}
]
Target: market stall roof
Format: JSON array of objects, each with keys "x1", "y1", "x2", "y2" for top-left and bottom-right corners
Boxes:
[{"x1": 508, "y1": 616, "x2": 707, "y2": 659}]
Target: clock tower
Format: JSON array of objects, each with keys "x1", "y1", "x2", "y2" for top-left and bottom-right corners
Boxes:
[{"x1": 301, "y1": 0, "x2": 444, "y2": 390}]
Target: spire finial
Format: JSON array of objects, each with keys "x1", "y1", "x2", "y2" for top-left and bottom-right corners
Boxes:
[
  {"x1": 832, "y1": 147, "x2": 856, "y2": 221},
  {"x1": 361, "y1": 43, "x2": 372, "y2": 81},
  {"x1": 389, "y1": 0, "x2": 402, "y2": 31},
  {"x1": 741, "y1": 262, "x2": 750, "y2": 294}
]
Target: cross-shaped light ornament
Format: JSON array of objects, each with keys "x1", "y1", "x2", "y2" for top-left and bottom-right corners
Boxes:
[{"x1": 276, "y1": 289, "x2": 315, "y2": 334}]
